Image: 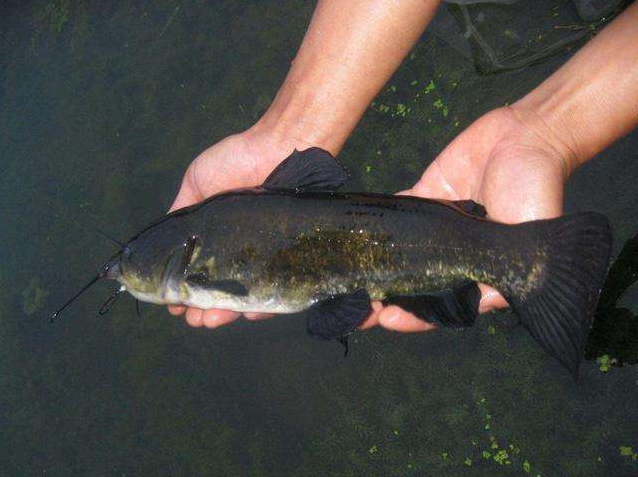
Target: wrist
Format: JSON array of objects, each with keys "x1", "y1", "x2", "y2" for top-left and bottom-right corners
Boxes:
[
  {"x1": 508, "y1": 98, "x2": 581, "y2": 178},
  {"x1": 249, "y1": 78, "x2": 357, "y2": 157}
]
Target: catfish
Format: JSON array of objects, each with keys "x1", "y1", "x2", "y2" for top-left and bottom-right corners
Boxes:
[{"x1": 53, "y1": 148, "x2": 612, "y2": 377}]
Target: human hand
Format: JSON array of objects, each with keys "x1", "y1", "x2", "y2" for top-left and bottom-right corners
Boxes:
[{"x1": 360, "y1": 106, "x2": 570, "y2": 332}]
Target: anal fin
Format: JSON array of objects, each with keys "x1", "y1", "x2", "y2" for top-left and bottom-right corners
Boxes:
[{"x1": 383, "y1": 281, "x2": 481, "y2": 328}]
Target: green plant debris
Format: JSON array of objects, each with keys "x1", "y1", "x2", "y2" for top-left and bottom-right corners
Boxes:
[
  {"x1": 424, "y1": 80, "x2": 436, "y2": 94},
  {"x1": 410, "y1": 80, "x2": 418, "y2": 86},
  {"x1": 441, "y1": 451, "x2": 448, "y2": 460},
  {"x1": 504, "y1": 29, "x2": 516, "y2": 39},
  {"x1": 22, "y1": 277, "x2": 49, "y2": 316},
  {"x1": 597, "y1": 354, "x2": 618, "y2": 372},
  {"x1": 464, "y1": 457, "x2": 472, "y2": 466},
  {"x1": 433, "y1": 98, "x2": 449, "y2": 117},
  {"x1": 365, "y1": 165, "x2": 372, "y2": 173},
  {"x1": 488, "y1": 325, "x2": 496, "y2": 335},
  {"x1": 494, "y1": 449, "x2": 509, "y2": 465},
  {"x1": 368, "y1": 445, "x2": 378, "y2": 454},
  {"x1": 523, "y1": 459, "x2": 531, "y2": 472},
  {"x1": 619, "y1": 446, "x2": 637, "y2": 460}
]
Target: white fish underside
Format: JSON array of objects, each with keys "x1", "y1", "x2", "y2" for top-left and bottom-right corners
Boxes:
[{"x1": 118, "y1": 278, "x2": 307, "y2": 314}]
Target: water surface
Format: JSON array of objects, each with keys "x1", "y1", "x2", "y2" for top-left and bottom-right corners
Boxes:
[{"x1": 1, "y1": 1, "x2": 637, "y2": 475}]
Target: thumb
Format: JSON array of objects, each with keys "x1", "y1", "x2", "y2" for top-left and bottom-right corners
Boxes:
[{"x1": 168, "y1": 172, "x2": 202, "y2": 213}]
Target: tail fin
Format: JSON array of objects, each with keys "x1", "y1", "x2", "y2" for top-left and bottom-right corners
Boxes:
[{"x1": 507, "y1": 212, "x2": 612, "y2": 378}]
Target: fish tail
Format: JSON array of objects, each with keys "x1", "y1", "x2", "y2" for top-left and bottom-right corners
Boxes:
[{"x1": 507, "y1": 212, "x2": 612, "y2": 378}]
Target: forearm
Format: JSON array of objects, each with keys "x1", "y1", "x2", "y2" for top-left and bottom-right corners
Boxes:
[
  {"x1": 250, "y1": 0, "x2": 442, "y2": 154},
  {"x1": 512, "y1": 2, "x2": 638, "y2": 174}
]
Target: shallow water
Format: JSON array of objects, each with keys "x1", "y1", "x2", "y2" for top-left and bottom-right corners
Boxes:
[{"x1": 1, "y1": 1, "x2": 637, "y2": 476}]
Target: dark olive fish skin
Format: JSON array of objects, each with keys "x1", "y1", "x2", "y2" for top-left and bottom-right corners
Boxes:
[{"x1": 123, "y1": 188, "x2": 536, "y2": 309}]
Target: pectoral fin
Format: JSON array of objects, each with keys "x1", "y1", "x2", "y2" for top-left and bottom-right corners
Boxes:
[
  {"x1": 383, "y1": 281, "x2": 481, "y2": 328},
  {"x1": 306, "y1": 289, "x2": 371, "y2": 345},
  {"x1": 185, "y1": 273, "x2": 249, "y2": 296}
]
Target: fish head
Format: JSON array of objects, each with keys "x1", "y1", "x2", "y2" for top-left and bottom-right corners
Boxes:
[{"x1": 104, "y1": 217, "x2": 196, "y2": 303}]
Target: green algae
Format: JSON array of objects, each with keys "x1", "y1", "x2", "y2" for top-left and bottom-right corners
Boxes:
[{"x1": 22, "y1": 277, "x2": 49, "y2": 316}]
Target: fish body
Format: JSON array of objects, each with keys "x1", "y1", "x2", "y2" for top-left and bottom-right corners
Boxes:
[
  {"x1": 120, "y1": 189, "x2": 541, "y2": 312},
  {"x1": 62, "y1": 148, "x2": 612, "y2": 376}
]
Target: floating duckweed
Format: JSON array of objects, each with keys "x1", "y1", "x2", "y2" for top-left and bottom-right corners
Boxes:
[
  {"x1": 488, "y1": 325, "x2": 496, "y2": 335},
  {"x1": 368, "y1": 445, "x2": 378, "y2": 454},
  {"x1": 365, "y1": 165, "x2": 371, "y2": 173},
  {"x1": 441, "y1": 451, "x2": 448, "y2": 460},
  {"x1": 482, "y1": 451, "x2": 491, "y2": 459},
  {"x1": 424, "y1": 80, "x2": 435, "y2": 94},
  {"x1": 464, "y1": 457, "x2": 472, "y2": 466},
  {"x1": 597, "y1": 354, "x2": 618, "y2": 372},
  {"x1": 396, "y1": 103, "x2": 407, "y2": 117},
  {"x1": 619, "y1": 445, "x2": 637, "y2": 459},
  {"x1": 392, "y1": 430, "x2": 399, "y2": 436},
  {"x1": 432, "y1": 98, "x2": 449, "y2": 117},
  {"x1": 388, "y1": 85, "x2": 397, "y2": 93},
  {"x1": 494, "y1": 449, "x2": 509, "y2": 464},
  {"x1": 22, "y1": 277, "x2": 49, "y2": 316},
  {"x1": 410, "y1": 80, "x2": 418, "y2": 86},
  {"x1": 523, "y1": 460, "x2": 531, "y2": 473}
]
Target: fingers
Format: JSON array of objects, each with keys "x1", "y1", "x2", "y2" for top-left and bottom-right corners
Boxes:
[
  {"x1": 358, "y1": 300, "x2": 384, "y2": 329},
  {"x1": 171, "y1": 305, "x2": 270, "y2": 329},
  {"x1": 378, "y1": 305, "x2": 437, "y2": 332},
  {"x1": 168, "y1": 305, "x2": 186, "y2": 315},
  {"x1": 169, "y1": 183, "x2": 201, "y2": 213},
  {"x1": 202, "y1": 309, "x2": 241, "y2": 328},
  {"x1": 477, "y1": 283, "x2": 509, "y2": 313},
  {"x1": 183, "y1": 307, "x2": 241, "y2": 328}
]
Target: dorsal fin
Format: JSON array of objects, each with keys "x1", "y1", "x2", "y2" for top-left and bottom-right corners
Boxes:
[{"x1": 262, "y1": 147, "x2": 350, "y2": 192}]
